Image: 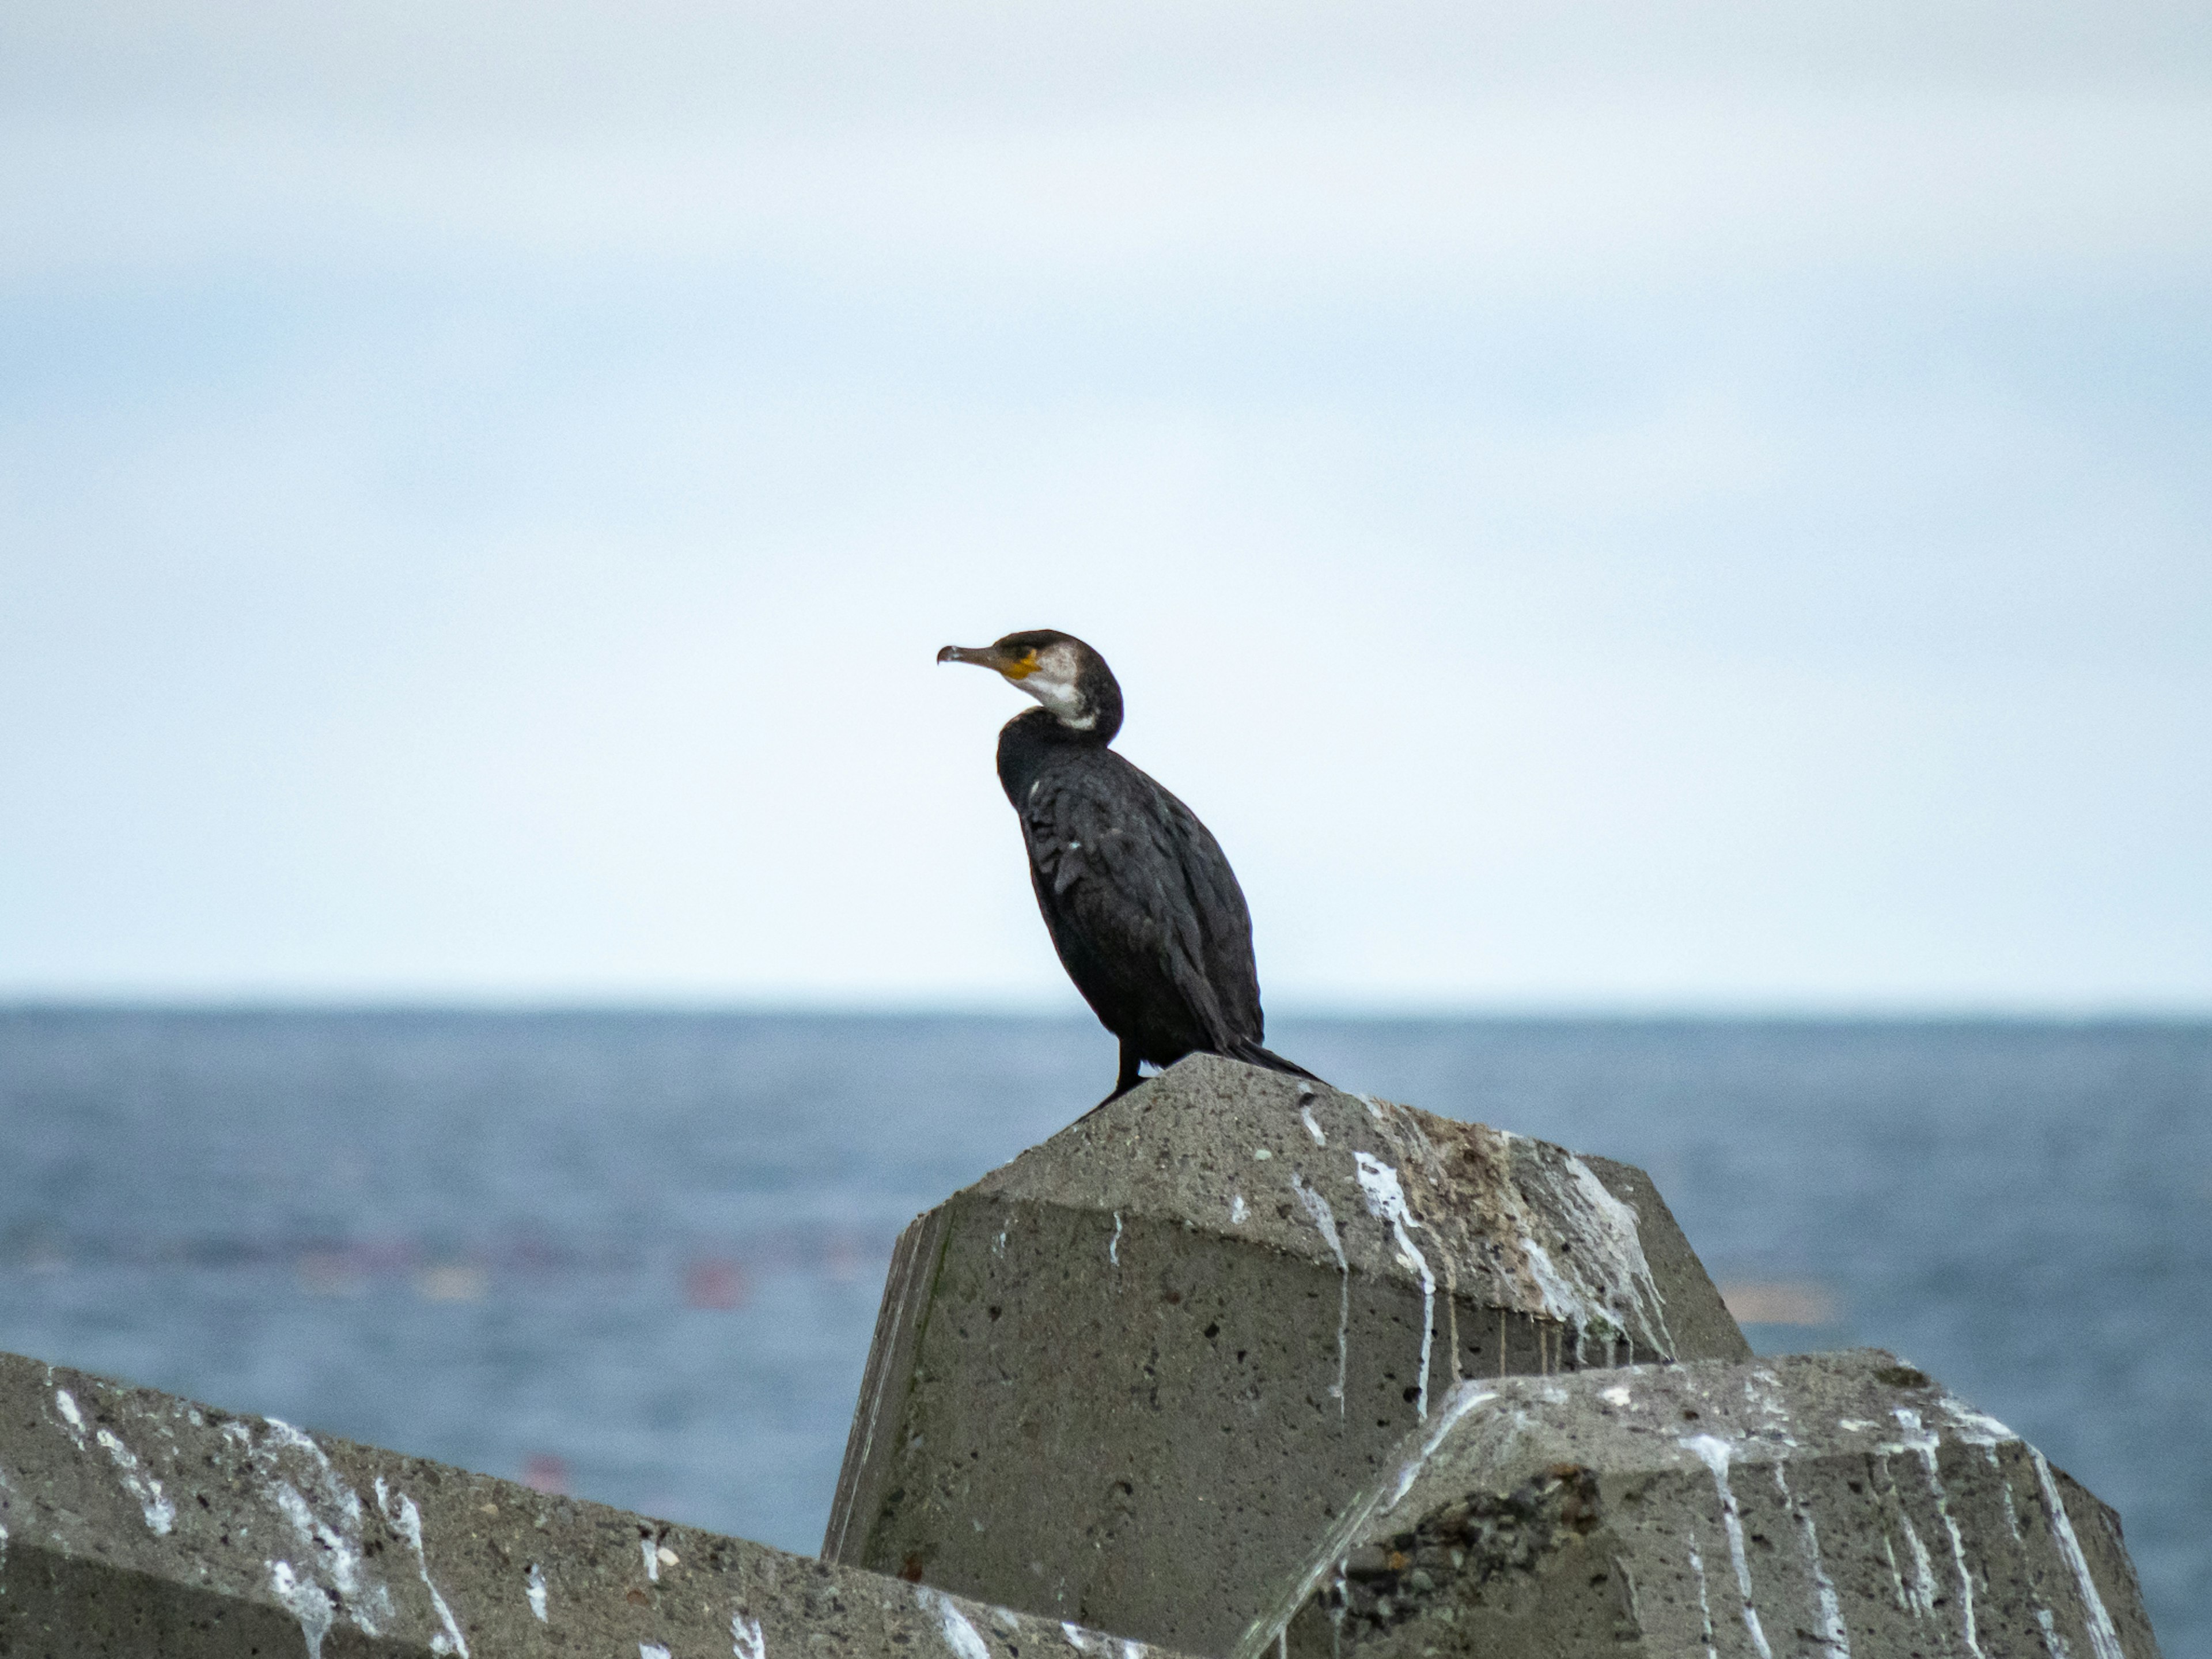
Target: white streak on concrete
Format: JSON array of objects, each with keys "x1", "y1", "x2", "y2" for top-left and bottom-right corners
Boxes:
[
  {"x1": 1487, "y1": 1133, "x2": 1674, "y2": 1359},
  {"x1": 918, "y1": 1585, "x2": 994, "y2": 1659},
  {"x1": 1991, "y1": 1452, "x2": 2025, "y2": 1543},
  {"x1": 1353, "y1": 1153, "x2": 1435, "y2": 1419},
  {"x1": 1682, "y1": 1436, "x2": 1773, "y2": 1659},
  {"x1": 1884, "y1": 1410, "x2": 1982, "y2": 1659},
  {"x1": 643, "y1": 1537, "x2": 660, "y2": 1580},
  {"x1": 1109, "y1": 1213, "x2": 1123, "y2": 1267},
  {"x1": 269, "y1": 1559, "x2": 336, "y2": 1659},
  {"x1": 241, "y1": 1419, "x2": 388, "y2": 1638},
  {"x1": 2031, "y1": 1449, "x2": 2127, "y2": 1659},
  {"x1": 1686, "y1": 1539, "x2": 1719, "y2": 1659},
  {"x1": 52, "y1": 1389, "x2": 88, "y2": 1449},
  {"x1": 1353, "y1": 1093, "x2": 1386, "y2": 1121},
  {"x1": 642, "y1": 1646, "x2": 673, "y2": 1659},
  {"x1": 1899, "y1": 1514, "x2": 1939, "y2": 1618},
  {"x1": 1940, "y1": 1398, "x2": 2018, "y2": 1446},
  {"x1": 1385, "y1": 1382, "x2": 1494, "y2": 1505},
  {"x1": 734, "y1": 1612, "x2": 768, "y2": 1659},
  {"x1": 1291, "y1": 1175, "x2": 1349, "y2": 1414},
  {"x1": 270, "y1": 1482, "x2": 373, "y2": 1623},
  {"x1": 1879, "y1": 1532, "x2": 1909, "y2": 1612},
  {"x1": 93, "y1": 1426, "x2": 175, "y2": 1535},
  {"x1": 1773, "y1": 1464, "x2": 1849, "y2": 1654},
  {"x1": 1300, "y1": 1107, "x2": 1327, "y2": 1147},
  {"x1": 374, "y1": 1479, "x2": 469, "y2": 1657},
  {"x1": 1062, "y1": 1622, "x2": 1094, "y2": 1652},
  {"x1": 527, "y1": 1561, "x2": 550, "y2": 1623},
  {"x1": 1230, "y1": 1194, "x2": 1248, "y2": 1225},
  {"x1": 2037, "y1": 1608, "x2": 2077, "y2": 1659}
]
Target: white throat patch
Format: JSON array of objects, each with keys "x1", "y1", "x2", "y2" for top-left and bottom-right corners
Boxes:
[{"x1": 1018, "y1": 643, "x2": 1095, "y2": 729}]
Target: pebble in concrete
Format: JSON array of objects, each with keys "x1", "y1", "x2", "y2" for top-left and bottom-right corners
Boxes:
[
  {"x1": 0, "y1": 1350, "x2": 1185, "y2": 1659},
  {"x1": 823, "y1": 1054, "x2": 1748, "y2": 1655},
  {"x1": 1237, "y1": 1348, "x2": 2163, "y2": 1659}
]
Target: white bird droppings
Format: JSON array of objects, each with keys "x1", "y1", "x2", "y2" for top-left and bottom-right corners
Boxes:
[
  {"x1": 1108, "y1": 1213, "x2": 1123, "y2": 1267},
  {"x1": 2031, "y1": 1449, "x2": 2127, "y2": 1659},
  {"x1": 1300, "y1": 1107, "x2": 1327, "y2": 1147},
  {"x1": 1686, "y1": 1539, "x2": 1719, "y2": 1659},
  {"x1": 1290, "y1": 1176, "x2": 1349, "y2": 1414},
  {"x1": 94, "y1": 1426, "x2": 175, "y2": 1535},
  {"x1": 734, "y1": 1612, "x2": 768, "y2": 1659},
  {"x1": 1353, "y1": 1153, "x2": 1435, "y2": 1419},
  {"x1": 918, "y1": 1585, "x2": 994, "y2": 1659},
  {"x1": 1884, "y1": 1411, "x2": 1983, "y2": 1659},
  {"x1": 642, "y1": 1646, "x2": 674, "y2": 1659},
  {"x1": 269, "y1": 1559, "x2": 336, "y2": 1659},
  {"x1": 1229, "y1": 1194, "x2": 1248, "y2": 1225},
  {"x1": 1682, "y1": 1436, "x2": 1774, "y2": 1659},
  {"x1": 526, "y1": 1561, "x2": 549, "y2": 1623},
  {"x1": 374, "y1": 1479, "x2": 470, "y2": 1657},
  {"x1": 1774, "y1": 1463, "x2": 1850, "y2": 1656},
  {"x1": 1386, "y1": 1382, "x2": 1495, "y2": 1505}
]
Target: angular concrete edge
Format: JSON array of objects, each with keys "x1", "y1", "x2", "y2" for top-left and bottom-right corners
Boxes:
[
  {"x1": 827, "y1": 1205, "x2": 951, "y2": 1564},
  {"x1": 0, "y1": 1349, "x2": 1191, "y2": 1659},
  {"x1": 1234, "y1": 1348, "x2": 2162, "y2": 1659},
  {"x1": 1575, "y1": 1154, "x2": 1749, "y2": 1365},
  {"x1": 968, "y1": 1056, "x2": 1744, "y2": 1366}
]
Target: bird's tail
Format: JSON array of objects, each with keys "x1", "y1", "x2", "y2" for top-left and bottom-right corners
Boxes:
[{"x1": 1222, "y1": 1037, "x2": 1323, "y2": 1085}]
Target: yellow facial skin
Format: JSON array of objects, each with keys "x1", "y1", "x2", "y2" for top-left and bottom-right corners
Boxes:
[{"x1": 999, "y1": 651, "x2": 1040, "y2": 681}]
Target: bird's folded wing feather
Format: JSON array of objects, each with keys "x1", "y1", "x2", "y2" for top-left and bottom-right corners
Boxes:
[{"x1": 1021, "y1": 765, "x2": 1262, "y2": 1046}]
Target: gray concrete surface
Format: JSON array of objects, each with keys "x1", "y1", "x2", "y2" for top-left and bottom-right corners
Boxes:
[
  {"x1": 0, "y1": 1350, "x2": 1184, "y2": 1659},
  {"x1": 823, "y1": 1055, "x2": 1748, "y2": 1655},
  {"x1": 1237, "y1": 1349, "x2": 2162, "y2": 1659}
]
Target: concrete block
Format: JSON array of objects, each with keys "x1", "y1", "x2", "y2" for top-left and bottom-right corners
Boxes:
[
  {"x1": 823, "y1": 1055, "x2": 1748, "y2": 1654},
  {"x1": 0, "y1": 1349, "x2": 1185, "y2": 1659},
  {"x1": 1237, "y1": 1349, "x2": 2162, "y2": 1659}
]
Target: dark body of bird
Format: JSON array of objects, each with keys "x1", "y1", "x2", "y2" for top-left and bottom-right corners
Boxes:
[{"x1": 940, "y1": 629, "x2": 1315, "y2": 1100}]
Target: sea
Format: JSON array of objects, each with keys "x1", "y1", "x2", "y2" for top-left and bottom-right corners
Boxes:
[{"x1": 1, "y1": 1009, "x2": 2205, "y2": 1652}]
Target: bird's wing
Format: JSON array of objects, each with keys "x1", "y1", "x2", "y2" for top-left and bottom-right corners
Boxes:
[{"x1": 1019, "y1": 759, "x2": 1262, "y2": 1047}]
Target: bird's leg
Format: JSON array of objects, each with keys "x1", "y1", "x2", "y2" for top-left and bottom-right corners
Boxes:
[{"x1": 1105, "y1": 1038, "x2": 1145, "y2": 1102}]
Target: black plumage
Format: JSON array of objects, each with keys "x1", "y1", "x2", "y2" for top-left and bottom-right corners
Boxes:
[{"x1": 938, "y1": 629, "x2": 1315, "y2": 1100}]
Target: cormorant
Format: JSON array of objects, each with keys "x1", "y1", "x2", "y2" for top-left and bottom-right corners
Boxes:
[{"x1": 937, "y1": 629, "x2": 1315, "y2": 1100}]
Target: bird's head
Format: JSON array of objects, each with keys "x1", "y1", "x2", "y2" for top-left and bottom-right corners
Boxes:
[{"x1": 937, "y1": 630, "x2": 1123, "y2": 741}]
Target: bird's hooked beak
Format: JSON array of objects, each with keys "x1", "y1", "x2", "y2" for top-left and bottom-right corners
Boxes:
[{"x1": 937, "y1": 643, "x2": 1040, "y2": 680}]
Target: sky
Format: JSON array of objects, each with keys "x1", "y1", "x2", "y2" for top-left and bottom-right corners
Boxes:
[{"x1": 2, "y1": 0, "x2": 2208, "y2": 1011}]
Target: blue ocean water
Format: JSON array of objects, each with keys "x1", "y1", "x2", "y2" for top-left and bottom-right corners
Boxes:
[{"x1": 0, "y1": 1010, "x2": 2205, "y2": 1652}]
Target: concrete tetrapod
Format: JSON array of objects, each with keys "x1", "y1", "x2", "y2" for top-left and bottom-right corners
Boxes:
[
  {"x1": 1237, "y1": 1349, "x2": 2162, "y2": 1659},
  {"x1": 0, "y1": 1350, "x2": 1188, "y2": 1659},
  {"x1": 823, "y1": 1055, "x2": 1749, "y2": 1654}
]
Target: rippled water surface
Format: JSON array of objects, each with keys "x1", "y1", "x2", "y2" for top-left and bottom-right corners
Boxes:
[{"x1": 1, "y1": 1010, "x2": 2205, "y2": 1650}]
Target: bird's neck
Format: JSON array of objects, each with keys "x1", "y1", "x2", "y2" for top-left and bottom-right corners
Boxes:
[{"x1": 995, "y1": 707, "x2": 1113, "y2": 800}]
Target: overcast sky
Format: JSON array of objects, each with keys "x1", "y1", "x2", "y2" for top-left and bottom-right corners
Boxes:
[{"x1": 2, "y1": 0, "x2": 2207, "y2": 1010}]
